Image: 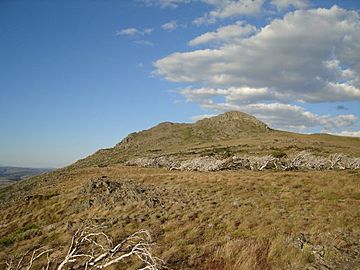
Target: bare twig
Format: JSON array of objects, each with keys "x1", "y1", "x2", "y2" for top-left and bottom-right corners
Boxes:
[{"x1": 5, "y1": 228, "x2": 164, "y2": 270}]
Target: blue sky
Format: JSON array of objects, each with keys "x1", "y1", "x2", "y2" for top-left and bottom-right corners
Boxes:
[{"x1": 0, "y1": 0, "x2": 359, "y2": 168}]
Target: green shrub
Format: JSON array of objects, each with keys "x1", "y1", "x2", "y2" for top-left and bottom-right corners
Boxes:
[
  {"x1": 271, "y1": 151, "x2": 287, "y2": 158},
  {"x1": 0, "y1": 224, "x2": 39, "y2": 247}
]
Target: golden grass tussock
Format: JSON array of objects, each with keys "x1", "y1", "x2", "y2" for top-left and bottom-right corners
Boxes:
[{"x1": 211, "y1": 238, "x2": 272, "y2": 270}]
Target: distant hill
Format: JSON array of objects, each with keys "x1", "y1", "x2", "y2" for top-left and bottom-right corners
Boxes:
[
  {"x1": 73, "y1": 111, "x2": 360, "y2": 168},
  {"x1": 0, "y1": 166, "x2": 53, "y2": 186}
]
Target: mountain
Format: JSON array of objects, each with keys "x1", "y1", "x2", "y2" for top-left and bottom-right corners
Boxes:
[
  {"x1": 1, "y1": 111, "x2": 359, "y2": 270},
  {"x1": 73, "y1": 111, "x2": 360, "y2": 168},
  {"x1": 0, "y1": 166, "x2": 53, "y2": 187}
]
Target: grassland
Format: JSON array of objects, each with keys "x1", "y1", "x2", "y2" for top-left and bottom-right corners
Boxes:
[
  {"x1": 1, "y1": 112, "x2": 359, "y2": 269},
  {"x1": 1, "y1": 165, "x2": 359, "y2": 269},
  {"x1": 73, "y1": 112, "x2": 360, "y2": 168}
]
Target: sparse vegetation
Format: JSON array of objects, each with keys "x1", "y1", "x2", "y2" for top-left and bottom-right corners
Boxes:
[
  {"x1": 270, "y1": 150, "x2": 287, "y2": 158},
  {"x1": 1, "y1": 166, "x2": 359, "y2": 269},
  {"x1": 1, "y1": 112, "x2": 359, "y2": 269},
  {"x1": 72, "y1": 112, "x2": 360, "y2": 169},
  {"x1": 0, "y1": 224, "x2": 39, "y2": 247}
]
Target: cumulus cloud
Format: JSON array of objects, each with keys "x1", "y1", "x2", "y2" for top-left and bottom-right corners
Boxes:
[
  {"x1": 134, "y1": 40, "x2": 154, "y2": 46},
  {"x1": 180, "y1": 87, "x2": 277, "y2": 104},
  {"x1": 142, "y1": 0, "x2": 190, "y2": 8},
  {"x1": 271, "y1": 0, "x2": 309, "y2": 11},
  {"x1": 193, "y1": 0, "x2": 265, "y2": 25},
  {"x1": 189, "y1": 21, "x2": 257, "y2": 46},
  {"x1": 155, "y1": 6, "x2": 360, "y2": 132},
  {"x1": 161, "y1": 20, "x2": 178, "y2": 31},
  {"x1": 155, "y1": 6, "x2": 360, "y2": 103},
  {"x1": 190, "y1": 114, "x2": 217, "y2": 121},
  {"x1": 180, "y1": 87, "x2": 358, "y2": 131},
  {"x1": 331, "y1": 130, "x2": 360, "y2": 137},
  {"x1": 116, "y1": 27, "x2": 153, "y2": 36}
]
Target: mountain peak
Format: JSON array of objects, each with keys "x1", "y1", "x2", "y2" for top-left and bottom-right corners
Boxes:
[
  {"x1": 204, "y1": 111, "x2": 254, "y2": 121},
  {"x1": 196, "y1": 111, "x2": 269, "y2": 132},
  {"x1": 72, "y1": 110, "x2": 360, "y2": 169}
]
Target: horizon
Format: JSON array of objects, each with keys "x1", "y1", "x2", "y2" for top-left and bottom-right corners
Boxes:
[
  {"x1": 0, "y1": 110, "x2": 357, "y2": 169},
  {"x1": 1, "y1": 0, "x2": 360, "y2": 168},
  {"x1": 0, "y1": 164, "x2": 56, "y2": 169}
]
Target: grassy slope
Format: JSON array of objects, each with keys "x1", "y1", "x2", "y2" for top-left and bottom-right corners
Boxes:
[
  {"x1": 73, "y1": 112, "x2": 360, "y2": 168},
  {"x1": 1, "y1": 111, "x2": 360, "y2": 269},
  {"x1": 0, "y1": 166, "x2": 53, "y2": 182},
  {"x1": 0, "y1": 166, "x2": 359, "y2": 269}
]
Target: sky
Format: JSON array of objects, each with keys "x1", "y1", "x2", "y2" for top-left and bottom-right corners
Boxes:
[{"x1": 0, "y1": 0, "x2": 359, "y2": 168}]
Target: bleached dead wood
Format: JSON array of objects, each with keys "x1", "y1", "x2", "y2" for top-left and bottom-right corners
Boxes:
[
  {"x1": 179, "y1": 156, "x2": 227, "y2": 171},
  {"x1": 328, "y1": 153, "x2": 344, "y2": 169},
  {"x1": 57, "y1": 228, "x2": 163, "y2": 270},
  {"x1": 6, "y1": 229, "x2": 164, "y2": 270},
  {"x1": 6, "y1": 247, "x2": 52, "y2": 270},
  {"x1": 126, "y1": 152, "x2": 360, "y2": 171},
  {"x1": 248, "y1": 156, "x2": 276, "y2": 171}
]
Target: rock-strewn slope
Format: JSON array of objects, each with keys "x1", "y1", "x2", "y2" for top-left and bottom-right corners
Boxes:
[
  {"x1": 1, "y1": 112, "x2": 360, "y2": 270},
  {"x1": 126, "y1": 152, "x2": 360, "y2": 171},
  {"x1": 73, "y1": 111, "x2": 360, "y2": 169},
  {"x1": 1, "y1": 167, "x2": 360, "y2": 270}
]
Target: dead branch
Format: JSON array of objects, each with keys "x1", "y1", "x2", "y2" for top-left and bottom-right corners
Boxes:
[
  {"x1": 57, "y1": 228, "x2": 164, "y2": 270},
  {"x1": 5, "y1": 228, "x2": 165, "y2": 270},
  {"x1": 5, "y1": 247, "x2": 52, "y2": 270},
  {"x1": 126, "y1": 151, "x2": 360, "y2": 172}
]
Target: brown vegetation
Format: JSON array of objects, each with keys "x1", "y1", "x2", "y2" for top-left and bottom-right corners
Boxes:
[
  {"x1": 1, "y1": 166, "x2": 359, "y2": 269},
  {"x1": 72, "y1": 112, "x2": 360, "y2": 169},
  {"x1": 1, "y1": 112, "x2": 359, "y2": 269}
]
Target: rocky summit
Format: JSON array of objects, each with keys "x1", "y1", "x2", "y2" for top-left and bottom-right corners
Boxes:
[
  {"x1": 73, "y1": 111, "x2": 360, "y2": 169},
  {"x1": 116, "y1": 111, "x2": 270, "y2": 151}
]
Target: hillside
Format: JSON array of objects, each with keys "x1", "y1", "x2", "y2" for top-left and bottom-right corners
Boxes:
[
  {"x1": 74, "y1": 111, "x2": 360, "y2": 168},
  {"x1": 0, "y1": 111, "x2": 360, "y2": 270},
  {"x1": 0, "y1": 166, "x2": 53, "y2": 187}
]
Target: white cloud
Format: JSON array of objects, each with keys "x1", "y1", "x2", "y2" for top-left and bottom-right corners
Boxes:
[
  {"x1": 189, "y1": 21, "x2": 257, "y2": 46},
  {"x1": 134, "y1": 40, "x2": 154, "y2": 46},
  {"x1": 243, "y1": 104, "x2": 357, "y2": 131},
  {"x1": 331, "y1": 130, "x2": 360, "y2": 137},
  {"x1": 180, "y1": 87, "x2": 278, "y2": 103},
  {"x1": 116, "y1": 28, "x2": 139, "y2": 36},
  {"x1": 116, "y1": 27, "x2": 153, "y2": 36},
  {"x1": 155, "y1": 6, "x2": 360, "y2": 103},
  {"x1": 190, "y1": 114, "x2": 217, "y2": 121},
  {"x1": 271, "y1": 0, "x2": 309, "y2": 11},
  {"x1": 142, "y1": 0, "x2": 190, "y2": 8},
  {"x1": 178, "y1": 86, "x2": 360, "y2": 131},
  {"x1": 154, "y1": 6, "x2": 360, "y2": 132},
  {"x1": 193, "y1": 0, "x2": 265, "y2": 25},
  {"x1": 180, "y1": 87, "x2": 358, "y2": 131},
  {"x1": 161, "y1": 20, "x2": 178, "y2": 31},
  {"x1": 143, "y1": 28, "x2": 154, "y2": 34}
]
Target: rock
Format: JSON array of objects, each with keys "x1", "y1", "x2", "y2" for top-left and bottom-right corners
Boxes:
[{"x1": 81, "y1": 177, "x2": 165, "y2": 208}]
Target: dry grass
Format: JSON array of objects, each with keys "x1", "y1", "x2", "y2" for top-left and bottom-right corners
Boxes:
[
  {"x1": 0, "y1": 166, "x2": 359, "y2": 269},
  {"x1": 72, "y1": 112, "x2": 360, "y2": 169}
]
